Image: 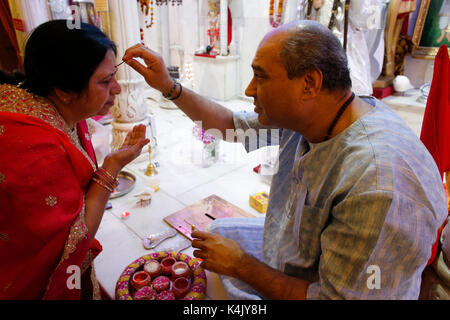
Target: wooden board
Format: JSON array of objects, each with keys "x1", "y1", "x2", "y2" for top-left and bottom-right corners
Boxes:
[{"x1": 164, "y1": 194, "x2": 254, "y2": 241}]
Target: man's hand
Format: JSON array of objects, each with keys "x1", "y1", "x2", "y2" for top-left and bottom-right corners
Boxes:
[
  {"x1": 191, "y1": 228, "x2": 310, "y2": 300},
  {"x1": 122, "y1": 44, "x2": 174, "y2": 94},
  {"x1": 191, "y1": 229, "x2": 246, "y2": 278}
]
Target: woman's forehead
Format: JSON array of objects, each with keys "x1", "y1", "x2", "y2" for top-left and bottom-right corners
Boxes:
[{"x1": 93, "y1": 50, "x2": 117, "y2": 78}]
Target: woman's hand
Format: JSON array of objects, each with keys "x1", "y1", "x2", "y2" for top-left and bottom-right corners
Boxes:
[
  {"x1": 122, "y1": 44, "x2": 174, "y2": 94},
  {"x1": 102, "y1": 124, "x2": 150, "y2": 175}
]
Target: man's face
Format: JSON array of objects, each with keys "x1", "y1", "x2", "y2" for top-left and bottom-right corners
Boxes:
[{"x1": 245, "y1": 31, "x2": 307, "y2": 130}]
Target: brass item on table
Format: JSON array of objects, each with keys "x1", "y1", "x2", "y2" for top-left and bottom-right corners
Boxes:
[{"x1": 145, "y1": 145, "x2": 158, "y2": 176}]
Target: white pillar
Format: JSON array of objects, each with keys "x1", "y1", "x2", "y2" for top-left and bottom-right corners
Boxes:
[
  {"x1": 48, "y1": 0, "x2": 72, "y2": 20},
  {"x1": 160, "y1": 5, "x2": 171, "y2": 65},
  {"x1": 108, "y1": 0, "x2": 153, "y2": 151},
  {"x1": 219, "y1": 0, "x2": 227, "y2": 55},
  {"x1": 7, "y1": 0, "x2": 51, "y2": 60}
]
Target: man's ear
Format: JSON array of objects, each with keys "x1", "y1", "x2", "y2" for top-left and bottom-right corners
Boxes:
[{"x1": 302, "y1": 69, "x2": 323, "y2": 99}]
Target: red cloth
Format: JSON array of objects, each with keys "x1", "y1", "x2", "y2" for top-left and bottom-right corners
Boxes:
[
  {"x1": 420, "y1": 45, "x2": 450, "y2": 179},
  {"x1": 0, "y1": 97, "x2": 101, "y2": 299},
  {"x1": 419, "y1": 45, "x2": 450, "y2": 266},
  {"x1": 0, "y1": 0, "x2": 22, "y2": 70}
]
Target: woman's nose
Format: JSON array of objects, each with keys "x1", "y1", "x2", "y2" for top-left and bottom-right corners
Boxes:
[{"x1": 111, "y1": 77, "x2": 121, "y2": 95}]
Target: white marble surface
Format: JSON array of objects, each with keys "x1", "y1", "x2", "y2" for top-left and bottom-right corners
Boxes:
[
  {"x1": 93, "y1": 97, "x2": 271, "y2": 300},
  {"x1": 381, "y1": 88, "x2": 427, "y2": 137}
]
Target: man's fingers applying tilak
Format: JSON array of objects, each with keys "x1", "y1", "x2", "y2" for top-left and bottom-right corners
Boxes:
[
  {"x1": 122, "y1": 44, "x2": 159, "y2": 64},
  {"x1": 125, "y1": 59, "x2": 149, "y2": 77}
]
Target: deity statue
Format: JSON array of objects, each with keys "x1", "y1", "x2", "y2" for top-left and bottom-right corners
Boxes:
[{"x1": 207, "y1": 0, "x2": 220, "y2": 51}]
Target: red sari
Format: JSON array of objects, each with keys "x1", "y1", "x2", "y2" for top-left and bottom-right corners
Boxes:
[{"x1": 0, "y1": 84, "x2": 102, "y2": 299}]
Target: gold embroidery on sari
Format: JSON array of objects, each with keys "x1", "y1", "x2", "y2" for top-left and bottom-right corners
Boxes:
[
  {"x1": 60, "y1": 202, "x2": 88, "y2": 262},
  {"x1": 0, "y1": 125, "x2": 4, "y2": 135},
  {"x1": 81, "y1": 248, "x2": 94, "y2": 274},
  {"x1": 0, "y1": 232, "x2": 9, "y2": 242},
  {"x1": 2, "y1": 281, "x2": 12, "y2": 294},
  {"x1": 1, "y1": 85, "x2": 95, "y2": 298},
  {"x1": 45, "y1": 195, "x2": 58, "y2": 207},
  {"x1": 0, "y1": 85, "x2": 96, "y2": 171},
  {"x1": 43, "y1": 200, "x2": 89, "y2": 298},
  {"x1": 91, "y1": 267, "x2": 101, "y2": 300}
]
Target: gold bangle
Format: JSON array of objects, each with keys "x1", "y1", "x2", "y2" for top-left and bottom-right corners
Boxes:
[
  {"x1": 93, "y1": 174, "x2": 117, "y2": 190},
  {"x1": 95, "y1": 173, "x2": 117, "y2": 191},
  {"x1": 92, "y1": 177, "x2": 114, "y2": 193},
  {"x1": 97, "y1": 167, "x2": 119, "y2": 184},
  {"x1": 95, "y1": 169, "x2": 119, "y2": 189}
]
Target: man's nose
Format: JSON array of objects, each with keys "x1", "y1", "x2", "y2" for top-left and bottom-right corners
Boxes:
[{"x1": 245, "y1": 77, "x2": 256, "y2": 98}]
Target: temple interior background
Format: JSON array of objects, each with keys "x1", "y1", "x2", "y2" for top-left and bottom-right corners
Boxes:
[
  {"x1": 1, "y1": 0, "x2": 449, "y2": 300},
  {"x1": 0, "y1": 0, "x2": 446, "y2": 142}
]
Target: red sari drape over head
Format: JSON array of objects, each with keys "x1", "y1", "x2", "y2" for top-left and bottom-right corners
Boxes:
[{"x1": 0, "y1": 84, "x2": 102, "y2": 299}]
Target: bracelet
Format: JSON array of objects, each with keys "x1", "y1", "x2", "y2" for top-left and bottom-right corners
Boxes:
[
  {"x1": 92, "y1": 177, "x2": 114, "y2": 193},
  {"x1": 92, "y1": 168, "x2": 119, "y2": 193},
  {"x1": 96, "y1": 167, "x2": 119, "y2": 187},
  {"x1": 94, "y1": 172, "x2": 118, "y2": 190},
  {"x1": 96, "y1": 174, "x2": 117, "y2": 191},
  {"x1": 163, "y1": 80, "x2": 177, "y2": 99},
  {"x1": 167, "y1": 82, "x2": 182, "y2": 101}
]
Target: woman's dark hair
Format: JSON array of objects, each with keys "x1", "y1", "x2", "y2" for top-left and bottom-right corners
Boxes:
[
  {"x1": 22, "y1": 20, "x2": 116, "y2": 97},
  {"x1": 279, "y1": 20, "x2": 352, "y2": 92},
  {"x1": 0, "y1": 70, "x2": 25, "y2": 85}
]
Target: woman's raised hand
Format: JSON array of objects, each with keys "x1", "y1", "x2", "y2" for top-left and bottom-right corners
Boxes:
[
  {"x1": 102, "y1": 124, "x2": 150, "y2": 175},
  {"x1": 122, "y1": 44, "x2": 174, "y2": 94}
]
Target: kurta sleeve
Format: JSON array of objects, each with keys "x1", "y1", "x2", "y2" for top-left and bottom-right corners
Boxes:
[{"x1": 232, "y1": 111, "x2": 282, "y2": 153}]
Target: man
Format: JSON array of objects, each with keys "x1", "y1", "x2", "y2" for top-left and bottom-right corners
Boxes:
[{"x1": 123, "y1": 20, "x2": 447, "y2": 299}]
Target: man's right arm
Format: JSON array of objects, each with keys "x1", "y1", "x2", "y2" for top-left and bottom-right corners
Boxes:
[{"x1": 122, "y1": 45, "x2": 235, "y2": 139}]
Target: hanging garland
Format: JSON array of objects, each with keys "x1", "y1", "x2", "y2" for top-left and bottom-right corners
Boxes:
[
  {"x1": 269, "y1": 0, "x2": 285, "y2": 28},
  {"x1": 138, "y1": 0, "x2": 155, "y2": 28},
  {"x1": 155, "y1": 0, "x2": 182, "y2": 5}
]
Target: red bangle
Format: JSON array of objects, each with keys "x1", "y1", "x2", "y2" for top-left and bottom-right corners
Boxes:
[
  {"x1": 95, "y1": 168, "x2": 119, "y2": 189},
  {"x1": 97, "y1": 167, "x2": 118, "y2": 183},
  {"x1": 92, "y1": 177, "x2": 114, "y2": 193}
]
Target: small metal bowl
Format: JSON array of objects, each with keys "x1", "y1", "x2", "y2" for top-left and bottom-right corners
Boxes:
[{"x1": 110, "y1": 171, "x2": 136, "y2": 199}]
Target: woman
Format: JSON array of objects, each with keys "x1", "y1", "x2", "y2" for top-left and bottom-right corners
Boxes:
[{"x1": 0, "y1": 20, "x2": 149, "y2": 299}]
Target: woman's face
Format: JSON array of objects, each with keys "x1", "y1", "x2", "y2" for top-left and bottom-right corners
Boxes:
[{"x1": 75, "y1": 49, "x2": 121, "y2": 117}]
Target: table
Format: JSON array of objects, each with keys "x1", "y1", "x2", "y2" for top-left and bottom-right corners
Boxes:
[
  {"x1": 381, "y1": 88, "x2": 426, "y2": 137},
  {"x1": 93, "y1": 99, "x2": 275, "y2": 300}
]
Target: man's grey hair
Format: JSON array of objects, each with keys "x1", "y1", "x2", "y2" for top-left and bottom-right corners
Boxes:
[{"x1": 279, "y1": 20, "x2": 352, "y2": 91}]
